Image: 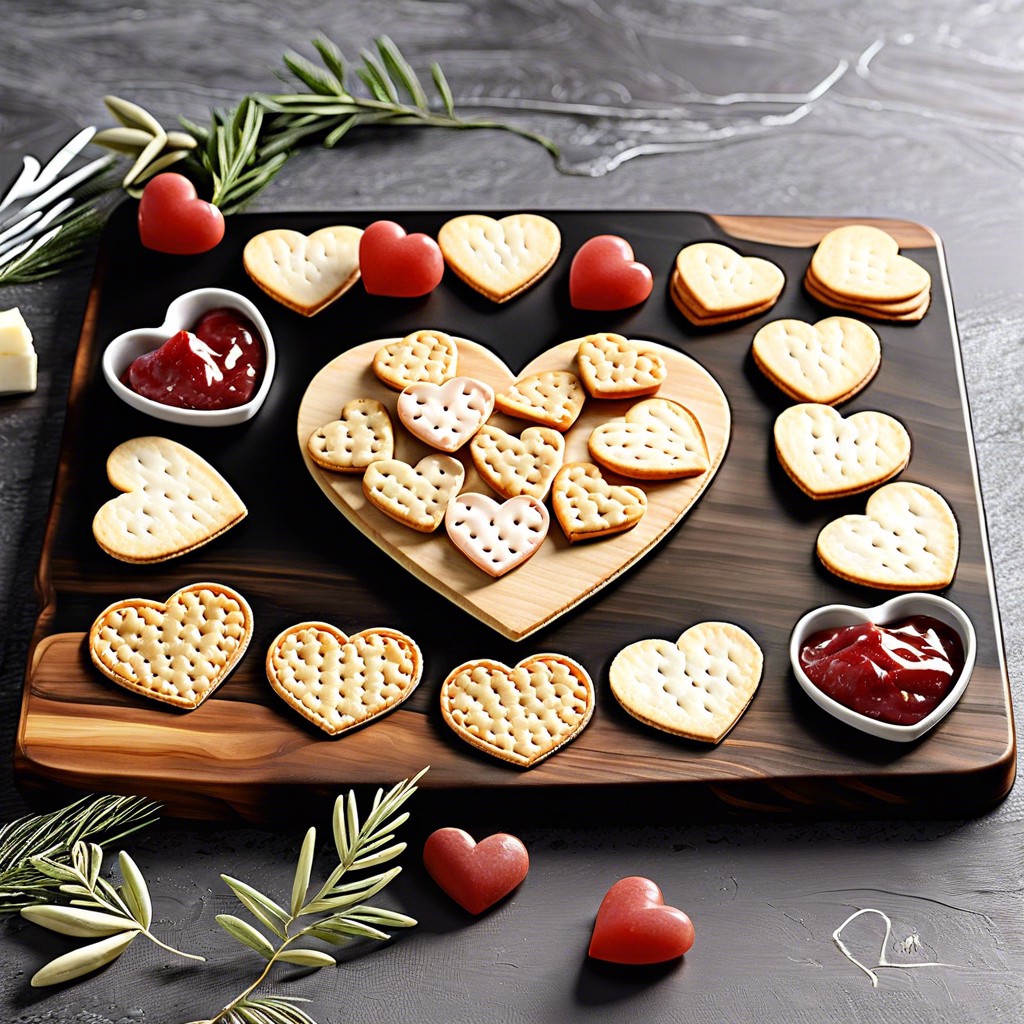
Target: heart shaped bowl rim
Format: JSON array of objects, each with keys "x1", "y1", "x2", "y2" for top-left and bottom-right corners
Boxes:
[
  {"x1": 101, "y1": 287, "x2": 276, "y2": 426},
  {"x1": 789, "y1": 592, "x2": 977, "y2": 742}
]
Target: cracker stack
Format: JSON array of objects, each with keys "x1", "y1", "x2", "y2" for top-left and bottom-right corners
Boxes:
[{"x1": 671, "y1": 242, "x2": 785, "y2": 326}]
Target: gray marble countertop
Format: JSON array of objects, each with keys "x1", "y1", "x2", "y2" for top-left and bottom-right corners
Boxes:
[{"x1": 1, "y1": 2, "x2": 1021, "y2": 1021}]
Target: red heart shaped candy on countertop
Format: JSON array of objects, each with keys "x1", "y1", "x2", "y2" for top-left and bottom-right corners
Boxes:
[
  {"x1": 423, "y1": 827, "x2": 529, "y2": 914},
  {"x1": 137, "y1": 173, "x2": 225, "y2": 255},
  {"x1": 588, "y1": 876, "x2": 695, "y2": 964},
  {"x1": 570, "y1": 235, "x2": 653, "y2": 310},
  {"x1": 359, "y1": 220, "x2": 445, "y2": 297}
]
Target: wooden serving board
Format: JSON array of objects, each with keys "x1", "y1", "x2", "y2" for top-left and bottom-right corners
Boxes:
[{"x1": 15, "y1": 206, "x2": 1015, "y2": 823}]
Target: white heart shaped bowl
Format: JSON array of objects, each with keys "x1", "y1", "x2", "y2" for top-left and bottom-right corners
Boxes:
[
  {"x1": 102, "y1": 287, "x2": 275, "y2": 426},
  {"x1": 790, "y1": 592, "x2": 977, "y2": 743}
]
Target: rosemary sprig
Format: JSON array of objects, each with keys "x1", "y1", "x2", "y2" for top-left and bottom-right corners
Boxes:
[
  {"x1": 21, "y1": 839, "x2": 204, "y2": 986},
  {"x1": 206, "y1": 768, "x2": 426, "y2": 1024},
  {"x1": 0, "y1": 794, "x2": 160, "y2": 913}
]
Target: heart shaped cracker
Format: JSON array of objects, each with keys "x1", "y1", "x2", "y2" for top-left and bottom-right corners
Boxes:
[
  {"x1": 438, "y1": 213, "x2": 561, "y2": 302},
  {"x1": 576, "y1": 333, "x2": 666, "y2": 399},
  {"x1": 93, "y1": 436, "x2": 247, "y2": 563},
  {"x1": 440, "y1": 653, "x2": 595, "y2": 767},
  {"x1": 89, "y1": 582, "x2": 253, "y2": 710},
  {"x1": 752, "y1": 317, "x2": 881, "y2": 405},
  {"x1": 589, "y1": 398, "x2": 709, "y2": 480},
  {"x1": 243, "y1": 226, "x2": 363, "y2": 316},
  {"x1": 362, "y1": 454, "x2": 465, "y2": 533},
  {"x1": 445, "y1": 492, "x2": 549, "y2": 577},
  {"x1": 551, "y1": 462, "x2": 648, "y2": 542},
  {"x1": 494, "y1": 370, "x2": 586, "y2": 432},
  {"x1": 810, "y1": 225, "x2": 931, "y2": 303},
  {"x1": 266, "y1": 622, "x2": 422, "y2": 736},
  {"x1": 299, "y1": 337, "x2": 729, "y2": 639},
  {"x1": 610, "y1": 622, "x2": 764, "y2": 743},
  {"x1": 307, "y1": 398, "x2": 394, "y2": 474},
  {"x1": 397, "y1": 376, "x2": 495, "y2": 452},
  {"x1": 774, "y1": 404, "x2": 911, "y2": 499},
  {"x1": 470, "y1": 423, "x2": 565, "y2": 500},
  {"x1": 816, "y1": 481, "x2": 959, "y2": 590},
  {"x1": 673, "y1": 242, "x2": 784, "y2": 315},
  {"x1": 372, "y1": 330, "x2": 458, "y2": 390}
]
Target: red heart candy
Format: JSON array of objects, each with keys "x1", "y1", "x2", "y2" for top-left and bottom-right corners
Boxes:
[
  {"x1": 137, "y1": 173, "x2": 225, "y2": 255},
  {"x1": 423, "y1": 827, "x2": 529, "y2": 915},
  {"x1": 588, "y1": 876, "x2": 695, "y2": 964},
  {"x1": 359, "y1": 220, "x2": 444, "y2": 297},
  {"x1": 569, "y1": 235, "x2": 653, "y2": 310}
]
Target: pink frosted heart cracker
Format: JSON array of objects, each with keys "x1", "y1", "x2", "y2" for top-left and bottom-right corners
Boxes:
[
  {"x1": 445, "y1": 492, "x2": 549, "y2": 577},
  {"x1": 397, "y1": 376, "x2": 495, "y2": 452}
]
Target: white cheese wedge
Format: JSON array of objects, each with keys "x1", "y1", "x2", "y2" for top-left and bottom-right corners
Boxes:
[{"x1": 0, "y1": 308, "x2": 37, "y2": 394}]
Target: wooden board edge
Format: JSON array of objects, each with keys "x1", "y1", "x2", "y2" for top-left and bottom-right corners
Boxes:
[{"x1": 710, "y1": 214, "x2": 940, "y2": 249}]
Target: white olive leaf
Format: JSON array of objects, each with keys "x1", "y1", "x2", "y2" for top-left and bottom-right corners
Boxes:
[
  {"x1": 221, "y1": 875, "x2": 289, "y2": 939},
  {"x1": 92, "y1": 126, "x2": 154, "y2": 153},
  {"x1": 86, "y1": 842, "x2": 103, "y2": 889},
  {"x1": 216, "y1": 914, "x2": 276, "y2": 959},
  {"x1": 290, "y1": 827, "x2": 316, "y2": 917},
  {"x1": 103, "y1": 95, "x2": 161, "y2": 134},
  {"x1": 118, "y1": 850, "x2": 152, "y2": 929},
  {"x1": 21, "y1": 904, "x2": 140, "y2": 938},
  {"x1": 348, "y1": 842, "x2": 407, "y2": 870},
  {"x1": 331, "y1": 794, "x2": 349, "y2": 863},
  {"x1": 121, "y1": 130, "x2": 168, "y2": 188},
  {"x1": 165, "y1": 130, "x2": 198, "y2": 150},
  {"x1": 274, "y1": 948, "x2": 336, "y2": 968},
  {"x1": 27, "y1": 856, "x2": 79, "y2": 883},
  {"x1": 30, "y1": 929, "x2": 138, "y2": 987}
]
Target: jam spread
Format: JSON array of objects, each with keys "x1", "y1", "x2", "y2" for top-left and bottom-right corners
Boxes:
[
  {"x1": 799, "y1": 615, "x2": 965, "y2": 726},
  {"x1": 124, "y1": 308, "x2": 264, "y2": 410}
]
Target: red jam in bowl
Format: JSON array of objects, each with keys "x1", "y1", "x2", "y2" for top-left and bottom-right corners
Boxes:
[
  {"x1": 124, "y1": 307, "x2": 265, "y2": 410},
  {"x1": 799, "y1": 615, "x2": 965, "y2": 726}
]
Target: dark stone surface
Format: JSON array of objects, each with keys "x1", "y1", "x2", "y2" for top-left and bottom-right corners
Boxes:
[{"x1": 0, "y1": 1, "x2": 1021, "y2": 1021}]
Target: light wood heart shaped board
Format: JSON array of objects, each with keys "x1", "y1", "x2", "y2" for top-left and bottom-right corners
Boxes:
[{"x1": 297, "y1": 337, "x2": 730, "y2": 639}]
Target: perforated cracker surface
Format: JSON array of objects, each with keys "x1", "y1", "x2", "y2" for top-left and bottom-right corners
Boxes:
[
  {"x1": 493, "y1": 370, "x2": 585, "y2": 432},
  {"x1": 551, "y1": 462, "x2": 647, "y2": 542},
  {"x1": 362, "y1": 454, "x2": 465, "y2": 532},
  {"x1": 307, "y1": 398, "x2": 394, "y2": 473},
  {"x1": 372, "y1": 331, "x2": 458, "y2": 390},
  {"x1": 810, "y1": 225, "x2": 931, "y2": 303},
  {"x1": 397, "y1": 376, "x2": 494, "y2": 452},
  {"x1": 440, "y1": 654, "x2": 594, "y2": 767},
  {"x1": 674, "y1": 242, "x2": 784, "y2": 314},
  {"x1": 576, "y1": 333, "x2": 667, "y2": 398},
  {"x1": 445, "y1": 492, "x2": 549, "y2": 577},
  {"x1": 470, "y1": 423, "x2": 564, "y2": 500}
]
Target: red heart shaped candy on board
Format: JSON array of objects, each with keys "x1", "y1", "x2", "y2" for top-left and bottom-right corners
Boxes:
[
  {"x1": 588, "y1": 876, "x2": 695, "y2": 964},
  {"x1": 137, "y1": 173, "x2": 225, "y2": 255},
  {"x1": 570, "y1": 235, "x2": 653, "y2": 310},
  {"x1": 359, "y1": 220, "x2": 444, "y2": 297},
  {"x1": 423, "y1": 827, "x2": 529, "y2": 915}
]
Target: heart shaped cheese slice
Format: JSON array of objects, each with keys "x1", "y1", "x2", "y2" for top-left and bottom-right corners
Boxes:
[
  {"x1": 610, "y1": 622, "x2": 764, "y2": 743},
  {"x1": 816, "y1": 482, "x2": 959, "y2": 590},
  {"x1": 243, "y1": 226, "x2": 363, "y2": 316},
  {"x1": 362, "y1": 454, "x2": 464, "y2": 533},
  {"x1": 93, "y1": 436, "x2": 247, "y2": 563},
  {"x1": 674, "y1": 242, "x2": 784, "y2": 315},
  {"x1": 576, "y1": 333, "x2": 666, "y2": 399},
  {"x1": 266, "y1": 623, "x2": 422, "y2": 736},
  {"x1": 810, "y1": 225, "x2": 931, "y2": 303},
  {"x1": 551, "y1": 462, "x2": 647, "y2": 542},
  {"x1": 494, "y1": 370, "x2": 585, "y2": 432},
  {"x1": 589, "y1": 398, "x2": 709, "y2": 480},
  {"x1": 470, "y1": 423, "x2": 565, "y2": 500},
  {"x1": 372, "y1": 330, "x2": 458, "y2": 390},
  {"x1": 89, "y1": 582, "x2": 253, "y2": 710},
  {"x1": 306, "y1": 398, "x2": 394, "y2": 473},
  {"x1": 397, "y1": 376, "x2": 495, "y2": 452},
  {"x1": 445, "y1": 492, "x2": 549, "y2": 577},
  {"x1": 752, "y1": 317, "x2": 881, "y2": 405},
  {"x1": 438, "y1": 213, "x2": 561, "y2": 302},
  {"x1": 440, "y1": 653, "x2": 594, "y2": 767},
  {"x1": 774, "y1": 404, "x2": 911, "y2": 499}
]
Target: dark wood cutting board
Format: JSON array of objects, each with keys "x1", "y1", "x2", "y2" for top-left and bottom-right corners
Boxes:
[{"x1": 14, "y1": 206, "x2": 1015, "y2": 823}]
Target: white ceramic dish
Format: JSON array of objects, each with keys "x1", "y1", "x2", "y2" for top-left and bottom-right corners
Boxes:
[
  {"x1": 789, "y1": 592, "x2": 977, "y2": 742},
  {"x1": 102, "y1": 287, "x2": 275, "y2": 426}
]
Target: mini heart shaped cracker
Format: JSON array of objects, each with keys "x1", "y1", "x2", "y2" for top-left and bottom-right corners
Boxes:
[
  {"x1": 774, "y1": 404, "x2": 911, "y2": 499},
  {"x1": 362, "y1": 454, "x2": 465, "y2": 533},
  {"x1": 576, "y1": 333, "x2": 666, "y2": 399},
  {"x1": 306, "y1": 398, "x2": 394, "y2": 474},
  {"x1": 752, "y1": 316, "x2": 881, "y2": 405},
  {"x1": 89, "y1": 582, "x2": 253, "y2": 710},
  {"x1": 243, "y1": 226, "x2": 362, "y2": 316},
  {"x1": 588, "y1": 398, "x2": 709, "y2": 481},
  {"x1": 423, "y1": 828, "x2": 530, "y2": 915},
  {"x1": 810, "y1": 225, "x2": 931, "y2": 304},
  {"x1": 569, "y1": 235, "x2": 653, "y2": 311},
  {"x1": 589, "y1": 877, "x2": 695, "y2": 964},
  {"x1": 551, "y1": 462, "x2": 647, "y2": 543},
  {"x1": 92, "y1": 436, "x2": 247, "y2": 563},
  {"x1": 494, "y1": 370, "x2": 586, "y2": 432},
  {"x1": 438, "y1": 213, "x2": 560, "y2": 303},
  {"x1": 397, "y1": 376, "x2": 495, "y2": 452},
  {"x1": 609, "y1": 622, "x2": 764, "y2": 743},
  {"x1": 470, "y1": 422, "x2": 565, "y2": 500},
  {"x1": 673, "y1": 241, "x2": 784, "y2": 318},
  {"x1": 816, "y1": 481, "x2": 959, "y2": 590},
  {"x1": 445, "y1": 492, "x2": 549, "y2": 577},
  {"x1": 372, "y1": 330, "x2": 458, "y2": 390},
  {"x1": 440, "y1": 653, "x2": 595, "y2": 767},
  {"x1": 266, "y1": 622, "x2": 422, "y2": 736}
]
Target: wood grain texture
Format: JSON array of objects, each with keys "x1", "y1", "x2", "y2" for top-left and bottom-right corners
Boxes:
[{"x1": 13, "y1": 208, "x2": 1014, "y2": 822}]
